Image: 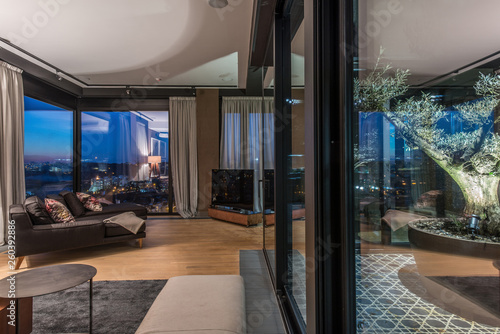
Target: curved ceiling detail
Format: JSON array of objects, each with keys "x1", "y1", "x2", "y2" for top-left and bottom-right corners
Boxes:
[{"x1": 0, "y1": 0, "x2": 253, "y2": 87}]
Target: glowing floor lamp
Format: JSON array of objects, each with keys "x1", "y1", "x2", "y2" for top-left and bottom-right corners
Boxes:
[{"x1": 148, "y1": 156, "x2": 161, "y2": 178}]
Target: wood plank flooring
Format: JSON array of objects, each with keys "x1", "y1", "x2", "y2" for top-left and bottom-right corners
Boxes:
[
  {"x1": 0, "y1": 218, "x2": 266, "y2": 281},
  {"x1": 1, "y1": 216, "x2": 493, "y2": 281}
]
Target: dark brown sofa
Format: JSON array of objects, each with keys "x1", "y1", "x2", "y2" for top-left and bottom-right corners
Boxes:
[{"x1": 9, "y1": 194, "x2": 147, "y2": 269}]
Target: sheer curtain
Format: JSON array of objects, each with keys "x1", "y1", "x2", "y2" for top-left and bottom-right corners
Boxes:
[
  {"x1": 0, "y1": 61, "x2": 25, "y2": 245},
  {"x1": 170, "y1": 97, "x2": 198, "y2": 218},
  {"x1": 136, "y1": 122, "x2": 148, "y2": 181},
  {"x1": 220, "y1": 97, "x2": 274, "y2": 211}
]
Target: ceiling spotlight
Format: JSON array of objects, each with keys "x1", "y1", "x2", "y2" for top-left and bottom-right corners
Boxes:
[{"x1": 208, "y1": 0, "x2": 228, "y2": 8}]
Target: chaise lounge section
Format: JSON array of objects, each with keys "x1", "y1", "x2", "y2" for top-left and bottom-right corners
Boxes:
[{"x1": 10, "y1": 192, "x2": 147, "y2": 269}]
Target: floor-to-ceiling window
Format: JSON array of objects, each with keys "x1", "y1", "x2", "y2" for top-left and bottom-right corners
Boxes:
[
  {"x1": 287, "y1": 0, "x2": 307, "y2": 325},
  {"x1": 264, "y1": 70, "x2": 277, "y2": 279},
  {"x1": 267, "y1": 0, "x2": 307, "y2": 332},
  {"x1": 351, "y1": 1, "x2": 500, "y2": 332},
  {"x1": 24, "y1": 96, "x2": 73, "y2": 198},
  {"x1": 81, "y1": 111, "x2": 174, "y2": 213}
]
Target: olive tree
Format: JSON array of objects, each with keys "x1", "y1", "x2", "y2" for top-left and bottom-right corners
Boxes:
[{"x1": 355, "y1": 58, "x2": 500, "y2": 235}]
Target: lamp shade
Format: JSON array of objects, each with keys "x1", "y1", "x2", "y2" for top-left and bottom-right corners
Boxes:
[{"x1": 148, "y1": 156, "x2": 161, "y2": 163}]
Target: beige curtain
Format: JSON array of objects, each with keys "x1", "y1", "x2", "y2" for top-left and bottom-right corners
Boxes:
[
  {"x1": 170, "y1": 97, "x2": 198, "y2": 218},
  {"x1": 220, "y1": 97, "x2": 274, "y2": 212},
  {"x1": 0, "y1": 61, "x2": 25, "y2": 245}
]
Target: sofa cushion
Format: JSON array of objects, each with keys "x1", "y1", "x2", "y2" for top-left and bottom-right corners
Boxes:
[
  {"x1": 76, "y1": 192, "x2": 102, "y2": 212},
  {"x1": 24, "y1": 196, "x2": 54, "y2": 225},
  {"x1": 46, "y1": 194, "x2": 68, "y2": 208},
  {"x1": 32, "y1": 219, "x2": 102, "y2": 230},
  {"x1": 83, "y1": 203, "x2": 147, "y2": 219},
  {"x1": 45, "y1": 198, "x2": 76, "y2": 224},
  {"x1": 60, "y1": 191, "x2": 86, "y2": 217}
]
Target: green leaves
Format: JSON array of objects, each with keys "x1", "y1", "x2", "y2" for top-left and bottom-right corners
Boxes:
[
  {"x1": 455, "y1": 96, "x2": 498, "y2": 126},
  {"x1": 474, "y1": 72, "x2": 500, "y2": 97},
  {"x1": 354, "y1": 63, "x2": 410, "y2": 112},
  {"x1": 356, "y1": 55, "x2": 500, "y2": 172}
]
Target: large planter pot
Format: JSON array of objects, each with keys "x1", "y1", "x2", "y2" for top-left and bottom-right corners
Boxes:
[
  {"x1": 408, "y1": 219, "x2": 500, "y2": 259},
  {"x1": 408, "y1": 219, "x2": 500, "y2": 277},
  {"x1": 407, "y1": 219, "x2": 500, "y2": 326}
]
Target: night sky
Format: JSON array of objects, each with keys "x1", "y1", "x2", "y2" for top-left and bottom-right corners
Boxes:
[
  {"x1": 24, "y1": 97, "x2": 168, "y2": 164},
  {"x1": 24, "y1": 97, "x2": 73, "y2": 162}
]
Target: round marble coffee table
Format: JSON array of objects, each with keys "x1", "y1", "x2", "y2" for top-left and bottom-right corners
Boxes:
[{"x1": 0, "y1": 264, "x2": 97, "y2": 334}]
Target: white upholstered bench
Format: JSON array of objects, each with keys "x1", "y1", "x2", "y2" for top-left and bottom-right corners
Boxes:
[{"x1": 135, "y1": 275, "x2": 246, "y2": 334}]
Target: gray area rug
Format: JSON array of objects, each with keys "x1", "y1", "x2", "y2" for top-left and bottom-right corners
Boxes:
[{"x1": 32, "y1": 279, "x2": 167, "y2": 334}]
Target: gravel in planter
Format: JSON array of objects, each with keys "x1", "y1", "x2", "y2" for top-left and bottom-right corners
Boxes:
[{"x1": 413, "y1": 219, "x2": 500, "y2": 243}]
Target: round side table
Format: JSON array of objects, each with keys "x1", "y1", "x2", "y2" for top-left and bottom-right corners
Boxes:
[{"x1": 0, "y1": 264, "x2": 97, "y2": 334}]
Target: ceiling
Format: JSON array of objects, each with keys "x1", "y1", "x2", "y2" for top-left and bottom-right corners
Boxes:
[
  {"x1": 3, "y1": 0, "x2": 499, "y2": 91},
  {"x1": 358, "y1": 0, "x2": 500, "y2": 86},
  {"x1": 0, "y1": 0, "x2": 254, "y2": 88}
]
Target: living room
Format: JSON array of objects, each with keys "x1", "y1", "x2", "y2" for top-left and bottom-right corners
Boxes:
[
  {"x1": 5, "y1": 1, "x2": 500, "y2": 334},
  {"x1": 0, "y1": 0, "x2": 302, "y2": 333}
]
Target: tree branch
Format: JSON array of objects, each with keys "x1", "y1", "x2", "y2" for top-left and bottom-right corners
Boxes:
[{"x1": 383, "y1": 113, "x2": 451, "y2": 166}]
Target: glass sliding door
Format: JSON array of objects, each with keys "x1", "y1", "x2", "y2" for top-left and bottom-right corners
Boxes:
[
  {"x1": 286, "y1": 0, "x2": 306, "y2": 325},
  {"x1": 270, "y1": 0, "x2": 307, "y2": 332},
  {"x1": 81, "y1": 111, "x2": 174, "y2": 213},
  {"x1": 24, "y1": 97, "x2": 73, "y2": 198},
  {"x1": 263, "y1": 66, "x2": 276, "y2": 276},
  {"x1": 351, "y1": 1, "x2": 500, "y2": 332}
]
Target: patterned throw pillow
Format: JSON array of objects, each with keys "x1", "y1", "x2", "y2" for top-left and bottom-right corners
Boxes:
[
  {"x1": 76, "y1": 192, "x2": 103, "y2": 212},
  {"x1": 45, "y1": 198, "x2": 76, "y2": 224}
]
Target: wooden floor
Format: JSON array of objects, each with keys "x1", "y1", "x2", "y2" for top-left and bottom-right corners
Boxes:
[
  {"x1": 0, "y1": 218, "x2": 266, "y2": 281},
  {"x1": 1, "y1": 216, "x2": 490, "y2": 282}
]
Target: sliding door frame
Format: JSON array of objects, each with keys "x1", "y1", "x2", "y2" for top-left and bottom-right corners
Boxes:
[
  {"x1": 270, "y1": 0, "x2": 309, "y2": 333},
  {"x1": 304, "y1": 0, "x2": 356, "y2": 332}
]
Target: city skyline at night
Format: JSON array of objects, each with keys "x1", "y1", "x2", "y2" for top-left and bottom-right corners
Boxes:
[{"x1": 24, "y1": 97, "x2": 169, "y2": 164}]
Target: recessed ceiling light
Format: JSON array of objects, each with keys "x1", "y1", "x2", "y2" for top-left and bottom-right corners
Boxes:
[{"x1": 209, "y1": 0, "x2": 228, "y2": 9}]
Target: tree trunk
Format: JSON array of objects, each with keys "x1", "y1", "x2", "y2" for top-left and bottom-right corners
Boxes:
[
  {"x1": 382, "y1": 114, "x2": 500, "y2": 234},
  {"x1": 446, "y1": 168, "x2": 500, "y2": 235}
]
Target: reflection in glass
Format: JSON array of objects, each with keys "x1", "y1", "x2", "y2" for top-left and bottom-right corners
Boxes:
[
  {"x1": 287, "y1": 6, "x2": 307, "y2": 325},
  {"x1": 81, "y1": 111, "x2": 174, "y2": 213},
  {"x1": 264, "y1": 65, "x2": 277, "y2": 276},
  {"x1": 24, "y1": 97, "x2": 73, "y2": 198},
  {"x1": 354, "y1": 1, "x2": 500, "y2": 332}
]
